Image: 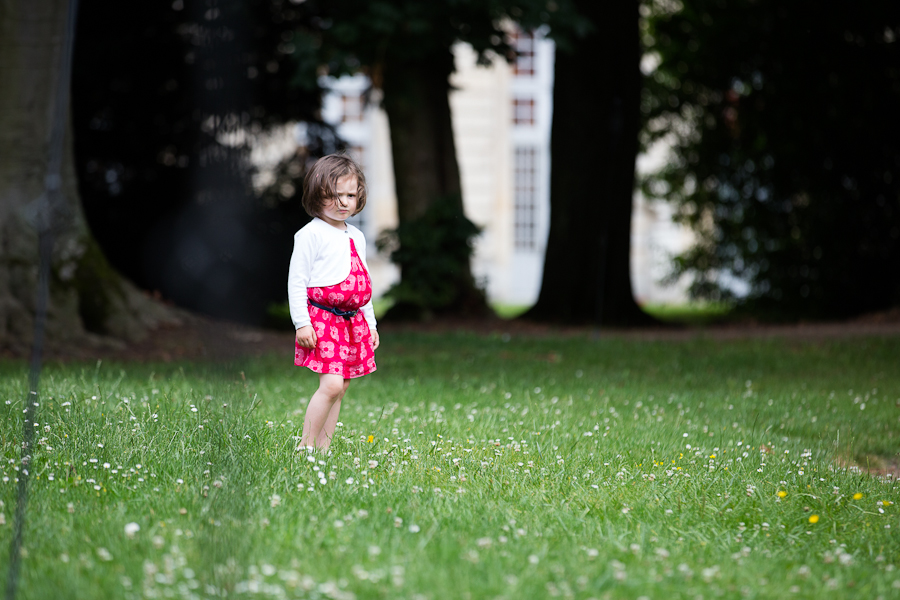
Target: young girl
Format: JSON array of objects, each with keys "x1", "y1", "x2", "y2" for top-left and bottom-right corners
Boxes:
[{"x1": 288, "y1": 154, "x2": 379, "y2": 452}]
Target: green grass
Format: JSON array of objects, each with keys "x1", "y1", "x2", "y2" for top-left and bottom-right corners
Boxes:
[
  {"x1": 490, "y1": 301, "x2": 734, "y2": 323},
  {"x1": 1, "y1": 333, "x2": 899, "y2": 599},
  {"x1": 490, "y1": 304, "x2": 531, "y2": 319},
  {"x1": 641, "y1": 302, "x2": 734, "y2": 325}
]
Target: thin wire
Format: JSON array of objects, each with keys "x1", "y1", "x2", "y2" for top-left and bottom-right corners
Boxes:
[{"x1": 6, "y1": 0, "x2": 80, "y2": 598}]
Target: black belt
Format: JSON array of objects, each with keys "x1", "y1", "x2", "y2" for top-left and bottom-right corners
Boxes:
[{"x1": 308, "y1": 299, "x2": 358, "y2": 319}]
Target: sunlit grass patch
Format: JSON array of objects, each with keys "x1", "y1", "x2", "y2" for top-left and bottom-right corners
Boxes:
[
  {"x1": 0, "y1": 334, "x2": 898, "y2": 599},
  {"x1": 641, "y1": 301, "x2": 733, "y2": 325},
  {"x1": 490, "y1": 303, "x2": 531, "y2": 319}
]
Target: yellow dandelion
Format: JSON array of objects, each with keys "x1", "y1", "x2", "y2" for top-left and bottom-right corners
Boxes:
[
  {"x1": 367, "y1": 435, "x2": 374, "y2": 443},
  {"x1": 777, "y1": 491, "x2": 787, "y2": 498},
  {"x1": 852, "y1": 493, "x2": 863, "y2": 500},
  {"x1": 808, "y1": 515, "x2": 819, "y2": 524},
  {"x1": 883, "y1": 500, "x2": 893, "y2": 507},
  {"x1": 710, "y1": 454, "x2": 716, "y2": 459}
]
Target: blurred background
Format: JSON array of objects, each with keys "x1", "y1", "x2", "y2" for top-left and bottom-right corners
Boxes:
[{"x1": 2, "y1": 0, "x2": 899, "y2": 352}]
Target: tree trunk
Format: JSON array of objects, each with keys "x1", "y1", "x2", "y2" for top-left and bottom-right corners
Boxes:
[
  {"x1": 381, "y1": 52, "x2": 463, "y2": 223},
  {"x1": 0, "y1": 0, "x2": 175, "y2": 356},
  {"x1": 379, "y1": 49, "x2": 489, "y2": 319},
  {"x1": 524, "y1": 0, "x2": 653, "y2": 326}
]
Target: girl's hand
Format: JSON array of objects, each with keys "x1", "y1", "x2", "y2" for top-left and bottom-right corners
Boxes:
[
  {"x1": 296, "y1": 325, "x2": 317, "y2": 349},
  {"x1": 371, "y1": 330, "x2": 380, "y2": 350}
]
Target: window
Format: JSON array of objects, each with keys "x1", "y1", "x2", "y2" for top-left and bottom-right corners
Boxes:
[
  {"x1": 345, "y1": 145, "x2": 366, "y2": 231},
  {"x1": 349, "y1": 145, "x2": 365, "y2": 168},
  {"x1": 511, "y1": 29, "x2": 536, "y2": 76},
  {"x1": 346, "y1": 209, "x2": 365, "y2": 232},
  {"x1": 512, "y1": 97, "x2": 535, "y2": 126},
  {"x1": 514, "y1": 146, "x2": 538, "y2": 250},
  {"x1": 341, "y1": 94, "x2": 363, "y2": 123}
]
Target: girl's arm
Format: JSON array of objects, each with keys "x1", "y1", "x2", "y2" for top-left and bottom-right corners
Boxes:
[
  {"x1": 354, "y1": 229, "x2": 378, "y2": 333},
  {"x1": 361, "y1": 300, "x2": 377, "y2": 332},
  {"x1": 287, "y1": 228, "x2": 315, "y2": 330},
  {"x1": 360, "y1": 284, "x2": 378, "y2": 349}
]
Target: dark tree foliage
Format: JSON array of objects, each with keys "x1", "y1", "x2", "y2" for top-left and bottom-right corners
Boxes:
[
  {"x1": 376, "y1": 197, "x2": 483, "y2": 317},
  {"x1": 643, "y1": 0, "x2": 900, "y2": 318},
  {"x1": 525, "y1": 0, "x2": 653, "y2": 326},
  {"x1": 301, "y1": 0, "x2": 585, "y2": 320},
  {"x1": 72, "y1": 0, "x2": 335, "y2": 323}
]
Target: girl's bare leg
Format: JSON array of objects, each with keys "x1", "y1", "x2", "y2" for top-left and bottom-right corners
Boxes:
[
  {"x1": 316, "y1": 379, "x2": 349, "y2": 450},
  {"x1": 299, "y1": 374, "x2": 349, "y2": 450}
]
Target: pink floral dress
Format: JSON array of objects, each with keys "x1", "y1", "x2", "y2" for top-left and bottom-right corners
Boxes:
[{"x1": 294, "y1": 239, "x2": 376, "y2": 378}]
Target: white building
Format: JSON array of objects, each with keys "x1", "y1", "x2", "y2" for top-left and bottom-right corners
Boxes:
[
  {"x1": 314, "y1": 32, "x2": 691, "y2": 308},
  {"x1": 631, "y1": 139, "x2": 695, "y2": 305}
]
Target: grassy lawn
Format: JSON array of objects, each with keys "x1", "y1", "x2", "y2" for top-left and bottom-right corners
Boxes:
[{"x1": 1, "y1": 332, "x2": 898, "y2": 599}]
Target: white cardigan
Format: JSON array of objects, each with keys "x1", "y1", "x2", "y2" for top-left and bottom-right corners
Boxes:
[{"x1": 287, "y1": 217, "x2": 377, "y2": 331}]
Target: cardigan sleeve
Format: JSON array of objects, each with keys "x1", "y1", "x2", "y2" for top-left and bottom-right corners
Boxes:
[
  {"x1": 353, "y1": 229, "x2": 378, "y2": 331},
  {"x1": 287, "y1": 228, "x2": 315, "y2": 330}
]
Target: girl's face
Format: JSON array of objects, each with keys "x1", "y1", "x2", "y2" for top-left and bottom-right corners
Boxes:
[{"x1": 320, "y1": 174, "x2": 358, "y2": 229}]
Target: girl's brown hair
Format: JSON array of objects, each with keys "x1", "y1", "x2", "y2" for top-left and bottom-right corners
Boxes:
[{"x1": 301, "y1": 154, "x2": 367, "y2": 218}]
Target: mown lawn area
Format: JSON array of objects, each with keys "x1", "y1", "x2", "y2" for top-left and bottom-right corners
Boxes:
[{"x1": 1, "y1": 332, "x2": 898, "y2": 599}]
